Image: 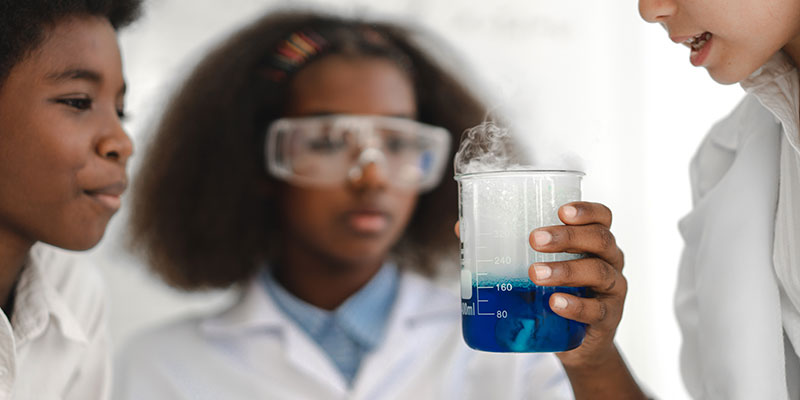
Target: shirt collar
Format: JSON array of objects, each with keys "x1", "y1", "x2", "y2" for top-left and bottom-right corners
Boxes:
[
  {"x1": 262, "y1": 262, "x2": 399, "y2": 350},
  {"x1": 740, "y1": 51, "x2": 800, "y2": 153},
  {"x1": 331, "y1": 262, "x2": 398, "y2": 349},
  {"x1": 11, "y1": 245, "x2": 88, "y2": 346},
  {"x1": 260, "y1": 270, "x2": 330, "y2": 337}
]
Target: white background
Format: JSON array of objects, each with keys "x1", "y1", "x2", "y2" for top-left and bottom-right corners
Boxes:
[{"x1": 85, "y1": 0, "x2": 745, "y2": 398}]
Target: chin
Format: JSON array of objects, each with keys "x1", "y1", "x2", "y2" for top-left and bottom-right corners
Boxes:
[
  {"x1": 46, "y1": 227, "x2": 107, "y2": 252},
  {"x1": 332, "y1": 245, "x2": 389, "y2": 268},
  {"x1": 706, "y1": 55, "x2": 770, "y2": 85},
  {"x1": 707, "y1": 73, "x2": 741, "y2": 85},
  {"x1": 706, "y1": 67, "x2": 747, "y2": 85}
]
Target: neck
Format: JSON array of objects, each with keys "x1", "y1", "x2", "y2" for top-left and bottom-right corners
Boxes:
[
  {"x1": 783, "y1": 35, "x2": 800, "y2": 68},
  {"x1": 0, "y1": 230, "x2": 33, "y2": 316},
  {"x1": 275, "y1": 243, "x2": 386, "y2": 311}
]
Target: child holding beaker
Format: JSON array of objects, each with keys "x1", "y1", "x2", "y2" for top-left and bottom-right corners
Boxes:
[
  {"x1": 639, "y1": 0, "x2": 800, "y2": 397},
  {"x1": 117, "y1": 9, "x2": 644, "y2": 399},
  {"x1": 0, "y1": 0, "x2": 141, "y2": 398}
]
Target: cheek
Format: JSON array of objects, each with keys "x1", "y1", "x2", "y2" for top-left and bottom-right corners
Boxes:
[
  {"x1": 1, "y1": 114, "x2": 88, "y2": 179},
  {"x1": 702, "y1": 38, "x2": 767, "y2": 84},
  {"x1": 391, "y1": 191, "x2": 419, "y2": 229},
  {"x1": 281, "y1": 190, "x2": 336, "y2": 236}
]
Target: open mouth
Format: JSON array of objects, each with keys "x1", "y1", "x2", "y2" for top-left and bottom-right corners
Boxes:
[{"x1": 685, "y1": 32, "x2": 712, "y2": 52}]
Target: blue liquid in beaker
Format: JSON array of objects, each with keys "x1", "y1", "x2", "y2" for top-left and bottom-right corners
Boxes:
[{"x1": 461, "y1": 280, "x2": 587, "y2": 352}]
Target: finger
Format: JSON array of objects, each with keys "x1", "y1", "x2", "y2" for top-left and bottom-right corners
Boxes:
[
  {"x1": 454, "y1": 221, "x2": 460, "y2": 239},
  {"x1": 530, "y1": 224, "x2": 624, "y2": 269},
  {"x1": 549, "y1": 293, "x2": 616, "y2": 326},
  {"x1": 529, "y1": 258, "x2": 626, "y2": 295},
  {"x1": 559, "y1": 201, "x2": 612, "y2": 228}
]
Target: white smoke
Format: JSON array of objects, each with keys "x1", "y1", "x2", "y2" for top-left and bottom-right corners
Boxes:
[
  {"x1": 454, "y1": 119, "x2": 585, "y2": 176},
  {"x1": 454, "y1": 120, "x2": 525, "y2": 175}
]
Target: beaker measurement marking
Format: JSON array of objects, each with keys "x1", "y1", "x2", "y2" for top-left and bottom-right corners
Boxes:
[
  {"x1": 478, "y1": 300, "x2": 488, "y2": 303},
  {"x1": 477, "y1": 312, "x2": 495, "y2": 316},
  {"x1": 476, "y1": 272, "x2": 488, "y2": 276},
  {"x1": 477, "y1": 259, "x2": 493, "y2": 263},
  {"x1": 478, "y1": 231, "x2": 511, "y2": 238},
  {"x1": 478, "y1": 286, "x2": 494, "y2": 289}
]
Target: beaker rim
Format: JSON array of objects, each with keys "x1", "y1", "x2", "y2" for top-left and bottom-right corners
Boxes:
[{"x1": 454, "y1": 169, "x2": 585, "y2": 180}]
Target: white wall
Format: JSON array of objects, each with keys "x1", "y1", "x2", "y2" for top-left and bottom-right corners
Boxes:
[{"x1": 87, "y1": 1, "x2": 747, "y2": 398}]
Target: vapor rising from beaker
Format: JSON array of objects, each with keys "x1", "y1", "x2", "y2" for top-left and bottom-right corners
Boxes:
[
  {"x1": 454, "y1": 120, "x2": 526, "y2": 175},
  {"x1": 454, "y1": 117, "x2": 586, "y2": 175}
]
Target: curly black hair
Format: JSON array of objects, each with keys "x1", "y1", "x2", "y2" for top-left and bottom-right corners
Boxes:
[
  {"x1": 0, "y1": 0, "x2": 143, "y2": 88},
  {"x1": 130, "y1": 9, "x2": 491, "y2": 290}
]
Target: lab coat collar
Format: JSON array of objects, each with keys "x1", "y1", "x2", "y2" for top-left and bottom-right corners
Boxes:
[
  {"x1": 199, "y1": 277, "x2": 284, "y2": 336},
  {"x1": 200, "y1": 268, "x2": 456, "y2": 338},
  {"x1": 199, "y1": 268, "x2": 456, "y2": 394}
]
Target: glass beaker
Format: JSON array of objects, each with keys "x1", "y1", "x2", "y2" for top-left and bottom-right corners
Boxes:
[{"x1": 456, "y1": 169, "x2": 586, "y2": 352}]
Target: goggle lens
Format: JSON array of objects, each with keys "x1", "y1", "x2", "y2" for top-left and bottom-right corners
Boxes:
[{"x1": 266, "y1": 115, "x2": 450, "y2": 191}]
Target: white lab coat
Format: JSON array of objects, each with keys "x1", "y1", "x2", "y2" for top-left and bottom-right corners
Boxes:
[
  {"x1": 676, "y1": 52, "x2": 800, "y2": 399},
  {"x1": 115, "y1": 270, "x2": 572, "y2": 399}
]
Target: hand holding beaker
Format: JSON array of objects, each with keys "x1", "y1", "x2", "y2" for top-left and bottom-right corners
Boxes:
[{"x1": 529, "y1": 201, "x2": 642, "y2": 398}]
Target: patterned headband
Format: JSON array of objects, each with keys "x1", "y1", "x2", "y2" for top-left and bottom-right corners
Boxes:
[{"x1": 264, "y1": 28, "x2": 329, "y2": 83}]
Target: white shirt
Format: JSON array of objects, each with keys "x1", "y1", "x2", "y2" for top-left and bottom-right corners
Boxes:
[
  {"x1": 115, "y1": 270, "x2": 572, "y2": 400},
  {"x1": 676, "y1": 52, "x2": 800, "y2": 399},
  {"x1": 0, "y1": 244, "x2": 110, "y2": 400}
]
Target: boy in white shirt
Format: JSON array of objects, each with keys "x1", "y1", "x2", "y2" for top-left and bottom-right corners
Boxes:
[{"x1": 0, "y1": 1, "x2": 141, "y2": 398}]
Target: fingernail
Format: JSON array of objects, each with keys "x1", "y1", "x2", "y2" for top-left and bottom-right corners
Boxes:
[
  {"x1": 533, "y1": 230, "x2": 552, "y2": 246},
  {"x1": 533, "y1": 264, "x2": 551, "y2": 280},
  {"x1": 552, "y1": 295, "x2": 568, "y2": 310},
  {"x1": 562, "y1": 205, "x2": 577, "y2": 219}
]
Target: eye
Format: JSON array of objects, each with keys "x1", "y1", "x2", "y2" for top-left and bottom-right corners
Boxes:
[
  {"x1": 307, "y1": 136, "x2": 347, "y2": 153},
  {"x1": 117, "y1": 108, "x2": 127, "y2": 120},
  {"x1": 385, "y1": 136, "x2": 419, "y2": 153},
  {"x1": 55, "y1": 97, "x2": 92, "y2": 111}
]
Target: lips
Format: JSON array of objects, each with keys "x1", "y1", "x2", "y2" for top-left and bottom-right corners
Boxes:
[
  {"x1": 688, "y1": 33, "x2": 713, "y2": 67},
  {"x1": 669, "y1": 31, "x2": 714, "y2": 67},
  {"x1": 84, "y1": 180, "x2": 127, "y2": 211},
  {"x1": 342, "y1": 209, "x2": 391, "y2": 234}
]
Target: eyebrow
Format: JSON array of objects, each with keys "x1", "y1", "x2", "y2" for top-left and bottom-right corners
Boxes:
[
  {"x1": 46, "y1": 68, "x2": 102, "y2": 83},
  {"x1": 303, "y1": 111, "x2": 416, "y2": 118},
  {"x1": 45, "y1": 68, "x2": 127, "y2": 95}
]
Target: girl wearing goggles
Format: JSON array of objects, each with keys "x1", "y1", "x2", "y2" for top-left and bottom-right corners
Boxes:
[{"x1": 119, "y1": 9, "x2": 640, "y2": 400}]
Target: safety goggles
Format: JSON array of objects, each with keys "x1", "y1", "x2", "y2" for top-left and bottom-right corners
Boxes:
[{"x1": 265, "y1": 115, "x2": 451, "y2": 192}]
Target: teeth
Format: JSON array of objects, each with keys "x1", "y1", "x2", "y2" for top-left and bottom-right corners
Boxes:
[{"x1": 685, "y1": 32, "x2": 711, "y2": 51}]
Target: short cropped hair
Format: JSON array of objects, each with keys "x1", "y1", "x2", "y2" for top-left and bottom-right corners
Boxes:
[
  {"x1": 0, "y1": 0, "x2": 143, "y2": 88},
  {"x1": 130, "y1": 10, "x2": 490, "y2": 290}
]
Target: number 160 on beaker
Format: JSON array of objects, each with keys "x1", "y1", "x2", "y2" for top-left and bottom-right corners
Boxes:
[{"x1": 456, "y1": 169, "x2": 586, "y2": 353}]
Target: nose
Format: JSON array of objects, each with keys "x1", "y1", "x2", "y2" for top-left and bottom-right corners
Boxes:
[
  {"x1": 96, "y1": 116, "x2": 133, "y2": 165},
  {"x1": 348, "y1": 162, "x2": 388, "y2": 191},
  {"x1": 639, "y1": 0, "x2": 676, "y2": 23}
]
